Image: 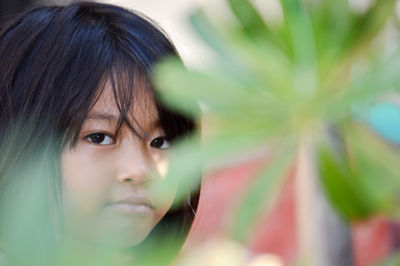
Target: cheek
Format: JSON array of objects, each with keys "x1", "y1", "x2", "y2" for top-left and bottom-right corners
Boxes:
[
  {"x1": 154, "y1": 189, "x2": 176, "y2": 219},
  {"x1": 61, "y1": 147, "x2": 114, "y2": 216},
  {"x1": 151, "y1": 175, "x2": 178, "y2": 224}
]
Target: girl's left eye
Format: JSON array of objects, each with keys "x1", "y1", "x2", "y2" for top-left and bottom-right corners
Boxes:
[
  {"x1": 150, "y1": 137, "x2": 170, "y2": 149},
  {"x1": 86, "y1": 133, "x2": 114, "y2": 145}
]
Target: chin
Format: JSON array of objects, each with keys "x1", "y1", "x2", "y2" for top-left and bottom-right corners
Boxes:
[{"x1": 98, "y1": 218, "x2": 156, "y2": 248}]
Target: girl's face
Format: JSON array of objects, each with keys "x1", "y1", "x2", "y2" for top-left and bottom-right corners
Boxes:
[{"x1": 61, "y1": 83, "x2": 176, "y2": 248}]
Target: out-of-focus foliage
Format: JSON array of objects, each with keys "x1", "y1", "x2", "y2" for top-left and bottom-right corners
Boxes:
[
  {"x1": 175, "y1": 237, "x2": 284, "y2": 266},
  {"x1": 378, "y1": 251, "x2": 400, "y2": 266},
  {"x1": 154, "y1": 0, "x2": 400, "y2": 244},
  {"x1": 318, "y1": 122, "x2": 400, "y2": 219}
]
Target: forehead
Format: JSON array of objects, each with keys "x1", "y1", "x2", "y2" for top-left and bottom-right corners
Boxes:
[{"x1": 88, "y1": 80, "x2": 159, "y2": 129}]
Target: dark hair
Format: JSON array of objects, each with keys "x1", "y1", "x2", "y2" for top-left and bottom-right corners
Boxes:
[{"x1": 0, "y1": 1, "x2": 199, "y2": 265}]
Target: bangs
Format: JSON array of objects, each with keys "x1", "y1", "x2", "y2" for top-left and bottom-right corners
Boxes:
[
  {"x1": 82, "y1": 50, "x2": 195, "y2": 145},
  {"x1": 102, "y1": 53, "x2": 157, "y2": 141}
]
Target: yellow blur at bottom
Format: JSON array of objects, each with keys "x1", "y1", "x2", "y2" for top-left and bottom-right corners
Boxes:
[{"x1": 176, "y1": 237, "x2": 283, "y2": 266}]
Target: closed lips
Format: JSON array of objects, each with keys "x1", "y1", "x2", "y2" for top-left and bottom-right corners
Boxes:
[{"x1": 107, "y1": 195, "x2": 155, "y2": 212}]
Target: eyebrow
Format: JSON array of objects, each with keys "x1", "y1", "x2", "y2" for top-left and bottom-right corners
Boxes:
[
  {"x1": 151, "y1": 119, "x2": 161, "y2": 129},
  {"x1": 85, "y1": 111, "x2": 162, "y2": 131},
  {"x1": 85, "y1": 112, "x2": 119, "y2": 122}
]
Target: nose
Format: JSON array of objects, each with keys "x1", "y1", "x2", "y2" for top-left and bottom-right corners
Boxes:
[{"x1": 116, "y1": 138, "x2": 152, "y2": 185}]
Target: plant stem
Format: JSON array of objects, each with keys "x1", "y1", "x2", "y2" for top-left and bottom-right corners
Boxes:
[{"x1": 295, "y1": 135, "x2": 353, "y2": 266}]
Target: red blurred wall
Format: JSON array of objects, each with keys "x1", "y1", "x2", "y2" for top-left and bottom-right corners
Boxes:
[{"x1": 184, "y1": 158, "x2": 394, "y2": 266}]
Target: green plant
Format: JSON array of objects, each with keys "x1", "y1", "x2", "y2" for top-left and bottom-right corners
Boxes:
[{"x1": 154, "y1": 0, "x2": 400, "y2": 264}]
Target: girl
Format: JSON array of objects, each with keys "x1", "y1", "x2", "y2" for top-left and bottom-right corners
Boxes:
[{"x1": 0, "y1": 1, "x2": 199, "y2": 265}]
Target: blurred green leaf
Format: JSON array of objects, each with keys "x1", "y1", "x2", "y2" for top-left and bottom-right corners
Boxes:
[
  {"x1": 227, "y1": 0, "x2": 270, "y2": 38},
  {"x1": 376, "y1": 251, "x2": 400, "y2": 266},
  {"x1": 189, "y1": 9, "x2": 237, "y2": 64},
  {"x1": 281, "y1": 0, "x2": 316, "y2": 68},
  {"x1": 323, "y1": 51, "x2": 400, "y2": 124},
  {"x1": 231, "y1": 144, "x2": 295, "y2": 242},
  {"x1": 354, "y1": 0, "x2": 397, "y2": 46},
  {"x1": 318, "y1": 123, "x2": 400, "y2": 220},
  {"x1": 317, "y1": 135, "x2": 373, "y2": 219}
]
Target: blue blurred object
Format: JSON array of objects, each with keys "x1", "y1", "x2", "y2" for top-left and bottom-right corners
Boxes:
[{"x1": 362, "y1": 102, "x2": 400, "y2": 144}]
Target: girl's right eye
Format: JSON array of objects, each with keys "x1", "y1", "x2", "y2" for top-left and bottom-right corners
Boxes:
[{"x1": 86, "y1": 133, "x2": 114, "y2": 145}]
